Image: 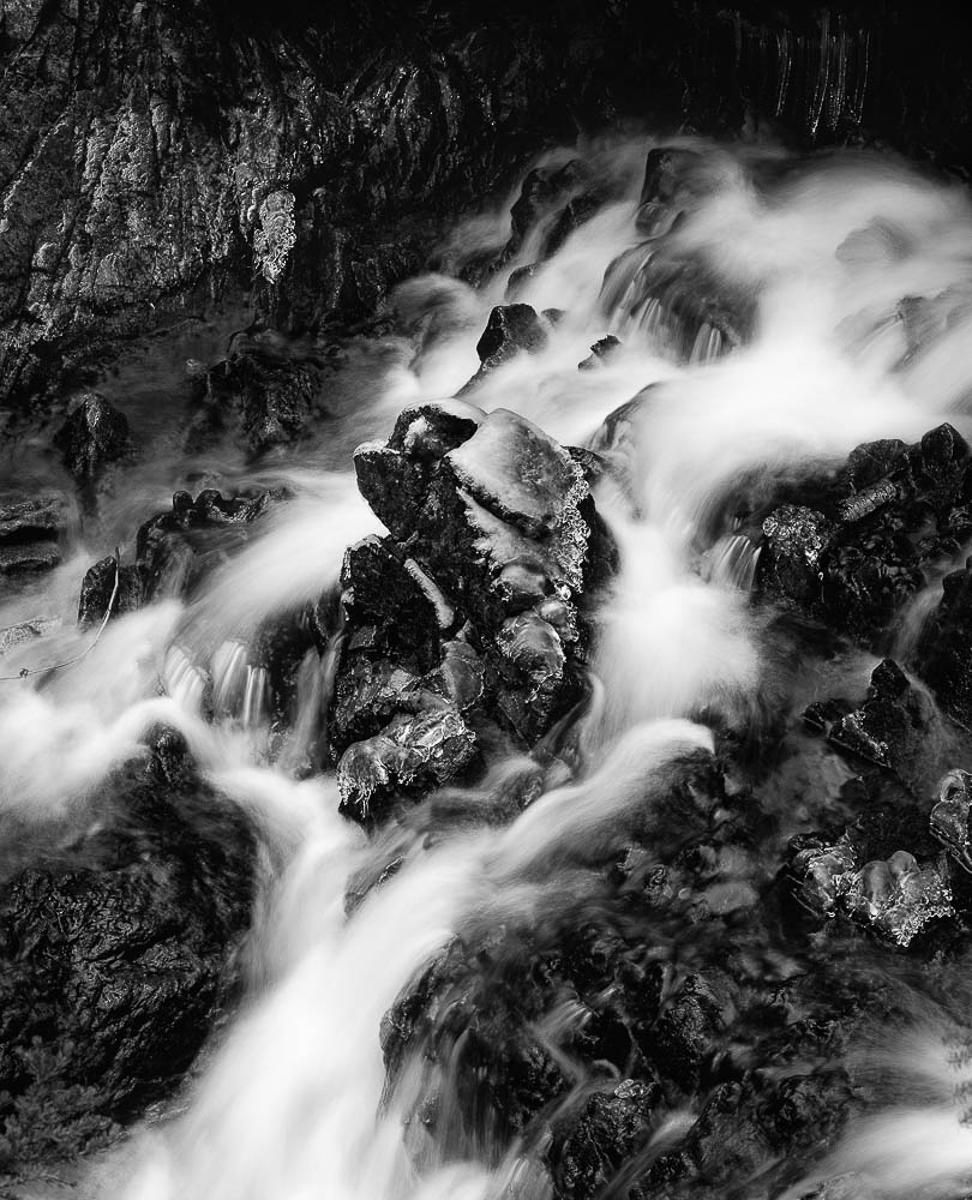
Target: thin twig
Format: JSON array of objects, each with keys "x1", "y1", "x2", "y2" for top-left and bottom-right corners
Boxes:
[{"x1": 0, "y1": 553, "x2": 121, "y2": 683}]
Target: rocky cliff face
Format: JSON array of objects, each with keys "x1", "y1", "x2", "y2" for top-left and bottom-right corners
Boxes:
[
  {"x1": 0, "y1": 0, "x2": 633, "y2": 408},
  {"x1": 3, "y1": 0, "x2": 971, "y2": 414}
]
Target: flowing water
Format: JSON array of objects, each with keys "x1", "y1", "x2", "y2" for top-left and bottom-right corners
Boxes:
[{"x1": 6, "y1": 132, "x2": 972, "y2": 1198}]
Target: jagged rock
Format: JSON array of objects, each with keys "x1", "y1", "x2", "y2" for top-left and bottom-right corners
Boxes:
[
  {"x1": 341, "y1": 536, "x2": 453, "y2": 673},
  {"x1": 0, "y1": 495, "x2": 67, "y2": 580},
  {"x1": 460, "y1": 304, "x2": 548, "y2": 388},
  {"x1": 635, "y1": 146, "x2": 712, "y2": 235},
  {"x1": 332, "y1": 656, "x2": 426, "y2": 753},
  {"x1": 753, "y1": 423, "x2": 972, "y2": 647},
  {"x1": 507, "y1": 160, "x2": 590, "y2": 259},
  {"x1": 86, "y1": 486, "x2": 280, "y2": 618},
  {"x1": 541, "y1": 187, "x2": 608, "y2": 257},
  {"x1": 0, "y1": 733, "x2": 255, "y2": 1166},
  {"x1": 759, "y1": 505, "x2": 835, "y2": 606},
  {"x1": 77, "y1": 556, "x2": 142, "y2": 629},
  {"x1": 652, "y1": 972, "x2": 736, "y2": 1088},
  {"x1": 53, "y1": 393, "x2": 134, "y2": 484},
  {"x1": 578, "y1": 334, "x2": 621, "y2": 370},
  {"x1": 343, "y1": 399, "x2": 606, "y2": 791},
  {"x1": 820, "y1": 659, "x2": 947, "y2": 796},
  {"x1": 353, "y1": 399, "x2": 483, "y2": 540}
]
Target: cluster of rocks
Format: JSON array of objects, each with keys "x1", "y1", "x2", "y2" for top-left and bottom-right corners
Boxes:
[
  {"x1": 754, "y1": 423, "x2": 972, "y2": 656},
  {"x1": 741, "y1": 427, "x2": 972, "y2": 955},
  {"x1": 78, "y1": 487, "x2": 281, "y2": 629},
  {"x1": 332, "y1": 397, "x2": 616, "y2": 821},
  {"x1": 365, "y1": 410, "x2": 972, "y2": 1197},
  {"x1": 377, "y1": 741, "x2": 868, "y2": 1200}
]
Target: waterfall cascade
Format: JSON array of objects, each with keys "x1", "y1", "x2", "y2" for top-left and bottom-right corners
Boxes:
[{"x1": 5, "y1": 133, "x2": 972, "y2": 1199}]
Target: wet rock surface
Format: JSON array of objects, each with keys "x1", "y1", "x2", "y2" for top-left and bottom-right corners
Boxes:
[
  {"x1": 336, "y1": 397, "x2": 614, "y2": 820},
  {"x1": 77, "y1": 485, "x2": 281, "y2": 625},
  {"x1": 751, "y1": 424, "x2": 972, "y2": 692},
  {"x1": 53, "y1": 394, "x2": 135, "y2": 486},
  {"x1": 0, "y1": 732, "x2": 255, "y2": 1166},
  {"x1": 5, "y1": 7, "x2": 972, "y2": 1193},
  {"x1": 379, "y1": 743, "x2": 885, "y2": 1199},
  {"x1": 457, "y1": 303, "x2": 550, "y2": 392},
  {"x1": 0, "y1": 495, "x2": 68, "y2": 584},
  {"x1": 188, "y1": 341, "x2": 327, "y2": 458}
]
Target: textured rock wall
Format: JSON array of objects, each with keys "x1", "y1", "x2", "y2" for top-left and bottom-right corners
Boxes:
[{"x1": 3, "y1": 0, "x2": 971, "y2": 410}]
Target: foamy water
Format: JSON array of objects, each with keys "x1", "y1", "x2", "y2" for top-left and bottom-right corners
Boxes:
[{"x1": 5, "y1": 134, "x2": 972, "y2": 1199}]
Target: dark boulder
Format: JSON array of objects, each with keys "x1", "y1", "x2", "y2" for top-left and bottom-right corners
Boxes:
[
  {"x1": 459, "y1": 304, "x2": 548, "y2": 390},
  {"x1": 53, "y1": 393, "x2": 134, "y2": 485},
  {"x1": 635, "y1": 147, "x2": 714, "y2": 236},
  {"x1": 507, "y1": 160, "x2": 590, "y2": 259},
  {"x1": 77, "y1": 485, "x2": 282, "y2": 625},
  {"x1": 578, "y1": 335, "x2": 621, "y2": 371},
  {"x1": 77, "y1": 556, "x2": 142, "y2": 629},
  {"x1": 547, "y1": 1080, "x2": 661, "y2": 1200},
  {"x1": 758, "y1": 505, "x2": 835, "y2": 608},
  {"x1": 818, "y1": 658, "x2": 949, "y2": 797},
  {"x1": 0, "y1": 732, "x2": 255, "y2": 1166},
  {"x1": 754, "y1": 423, "x2": 972, "y2": 647}
]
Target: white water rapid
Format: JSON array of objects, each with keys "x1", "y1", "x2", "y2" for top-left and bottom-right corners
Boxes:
[{"x1": 6, "y1": 133, "x2": 972, "y2": 1200}]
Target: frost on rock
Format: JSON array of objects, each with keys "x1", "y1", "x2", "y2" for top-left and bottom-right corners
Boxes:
[{"x1": 789, "y1": 836, "x2": 955, "y2": 948}]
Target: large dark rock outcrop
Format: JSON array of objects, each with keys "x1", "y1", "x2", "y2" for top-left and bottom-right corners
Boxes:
[
  {"x1": 334, "y1": 397, "x2": 617, "y2": 821},
  {"x1": 748, "y1": 424, "x2": 972, "y2": 705},
  {"x1": 0, "y1": 731, "x2": 255, "y2": 1166}
]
